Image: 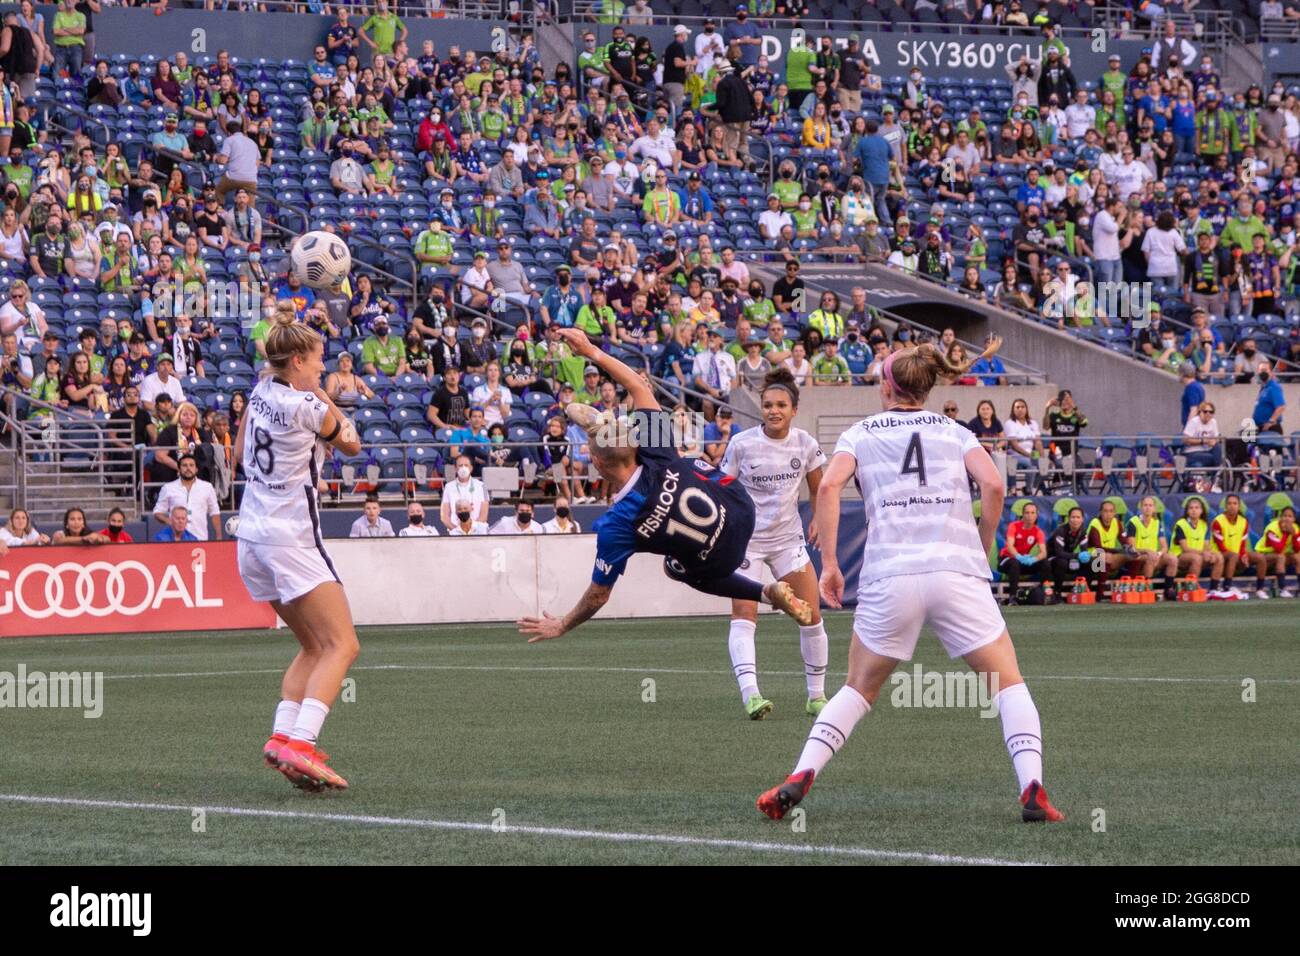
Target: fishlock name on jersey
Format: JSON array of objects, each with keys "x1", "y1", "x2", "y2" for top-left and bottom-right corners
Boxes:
[
  {"x1": 249, "y1": 395, "x2": 291, "y2": 428},
  {"x1": 636, "y1": 469, "x2": 681, "y2": 538},
  {"x1": 862, "y1": 414, "x2": 949, "y2": 429},
  {"x1": 881, "y1": 494, "x2": 956, "y2": 508}
]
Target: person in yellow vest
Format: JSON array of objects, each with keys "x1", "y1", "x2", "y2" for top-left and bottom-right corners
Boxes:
[
  {"x1": 1252, "y1": 505, "x2": 1299, "y2": 599},
  {"x1": 1211, "y1": 494, "x2": 1268, "y2": 600},
  {"x1": 1167, "y1": 497, "x2": 1223, "y2": 599},
  {"x1": 1085, "y1": 499, "x2": 1132, "y2": 594},
  {"x1": 806, "y1": 290, "x2": 844, "y2": 340},
  {"x1": 1126, "y1": 495, "x2": 1169, "y2": 582}
]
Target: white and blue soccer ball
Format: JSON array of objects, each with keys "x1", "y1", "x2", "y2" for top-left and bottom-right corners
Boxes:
[
  {"x1": 225, "y1": 514, "x2": 240, "y2": 537},
  {"x1": 291, "y1": 231, "x2": 352, "y2": 289}
]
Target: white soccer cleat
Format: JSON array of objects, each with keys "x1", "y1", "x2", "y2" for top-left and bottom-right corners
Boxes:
[
  {"x1": 1255, "y1": 588, "x2": 1271, "y2": 601},
  {"x1": 1279, "y1": 588, "x2": 1296, "y2": 599}
]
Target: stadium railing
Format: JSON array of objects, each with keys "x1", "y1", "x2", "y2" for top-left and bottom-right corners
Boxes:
[
  {"x1": 126, "y1": 425, "x2": 1298, "y2": 520},
  {"x1": 776, "y1": 248, "x2": 1052, "y2": 386},
  {"x1": 0, "y1": 384, "x2": 140, "y2": 528}
]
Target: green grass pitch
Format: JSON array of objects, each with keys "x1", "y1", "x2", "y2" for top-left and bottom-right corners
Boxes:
[{"x1": 1, "y1": 603, "x2": 1296, "y2": 865}]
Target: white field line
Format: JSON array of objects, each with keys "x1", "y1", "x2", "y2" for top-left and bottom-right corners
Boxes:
[
  {"x1": 0, "y1": 793, "x2": 1041, "y2": 866},
  {"x1": 88, "y1": 663, "x2": 1300, "y2": 685}
]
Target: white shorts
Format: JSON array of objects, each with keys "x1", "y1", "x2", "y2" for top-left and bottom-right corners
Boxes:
[
  {"x1": 743, "y1": 540, "x2": 811, "y2": 582},
  {"x1": 237, "y1": 538, "x2": 340, "y2": 605},
  {"x1": 853, "y1": 571, "x2": 1005, "y2": 661}
]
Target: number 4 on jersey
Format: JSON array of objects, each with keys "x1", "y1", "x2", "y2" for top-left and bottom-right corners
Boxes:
[{"x1": 901, "y1": 432, "x2": 927, "y2": 486}]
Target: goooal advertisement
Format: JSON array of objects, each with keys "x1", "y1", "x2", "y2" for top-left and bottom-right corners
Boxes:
[{"x1": 0, "y1": 542, "x2": 276, "y2": 637}]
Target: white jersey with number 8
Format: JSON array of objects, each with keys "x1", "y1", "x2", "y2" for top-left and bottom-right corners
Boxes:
[
  {"x1": 834, "y1": 409, "x2": 990, "y2": 587},
  {"x1": 236, "y1": 377, "x2": 330, "y2": 548}
]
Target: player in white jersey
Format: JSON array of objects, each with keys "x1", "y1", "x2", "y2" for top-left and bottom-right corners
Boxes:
[
  {"x1": 234, "y1": 315, "x2": 363, "y2": 792},
  {"x1": 757, "y1": 340, "x2": 1065, "y2": 824},
  {"x1": 720, "y1": 367, "x2": 829, "y2": 720}
]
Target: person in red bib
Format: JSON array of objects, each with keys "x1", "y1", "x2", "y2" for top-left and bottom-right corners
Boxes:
[{"x1": 998, "y1": 502, "x2": 1049, "y2": 605}]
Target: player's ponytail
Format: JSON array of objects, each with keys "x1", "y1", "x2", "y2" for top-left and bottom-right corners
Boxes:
[
  {"x1": 761, "y1": 366, "x2": 800, "y2": 407},
  {"x1": 884, "y1": 335, "x2": 1002, "y2": 404},
  {"x1": 264, "y1": 310, "x2": 319, "y2": 375}
]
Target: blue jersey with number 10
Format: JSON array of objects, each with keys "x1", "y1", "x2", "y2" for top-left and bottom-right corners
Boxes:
[{"x1": 591, "y1": 410, "x2": 755, "y2": 585}]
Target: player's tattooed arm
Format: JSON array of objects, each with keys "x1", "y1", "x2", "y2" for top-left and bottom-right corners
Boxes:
[{"x1": 518, "y1": 583, "x2": 613, "y2": 642}]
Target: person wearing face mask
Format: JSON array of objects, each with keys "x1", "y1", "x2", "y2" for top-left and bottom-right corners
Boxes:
[
  {"x1": 360, "y1": 316, "x2": 407, "y2": 377},
  {"x1": 447, "y1": 503, "x2": 488, "y2": 536},
  {"x1": 490, "y1": 500, "x2": 543, "y2": 536},
  {"x1": 441, "y1": 453, "x2": 487, "y2": 528},
  {"x1": 412, "y1": 286, "x2": 451, "y2": 345},
  {"x1": 1258, "y1": 94, "x2": 1288, "y2": 174},
  {"x1": 541, "y1": 496, "x2": 581, "y2": 534},
  {"x1": 1253, "y1": 360, "x2": 1287, "y2": 436},
  {"x1": 398, "y1": 501, "x2": 440, "y2": 537},
  {"x1": 504, "y1": 338, "x2": 543, "y2": 396},
  {"x1": 95, "y1": 507, "x2": 133, "y2": 543}
]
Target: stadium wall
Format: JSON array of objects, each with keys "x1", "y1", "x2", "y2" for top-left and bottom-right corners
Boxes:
[
  {"x1": 328, "y1": 536, "x2": 744, "y2": 625},
  {"x1": 26, "y1": 6, "x2": 505, "y2": 62}
]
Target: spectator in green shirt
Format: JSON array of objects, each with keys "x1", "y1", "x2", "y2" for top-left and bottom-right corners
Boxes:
[
  {"x1": 360, "y1": 316, "x2": 407, "y2": 377},
  {"x1": 575, "y1": 287, "x2": 618, "y2": 343},
  {"x1": 359, "y1": 0, "x2": 406, "y2": 57},
  {"x1": 1219, "y1": 197, "x2": 1270, "y2": 252},
  {"x1": 414, "y1": 218, "x2": 454, "y2": 266},
  {"x1": 51, "y1": 0, "x2": 86, "y2": 79},
  {"x1": 811, "y1": 339, "x2": 851, "y2": 386}
]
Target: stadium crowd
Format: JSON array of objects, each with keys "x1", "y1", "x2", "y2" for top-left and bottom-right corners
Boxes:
[{"x1": 0, "y1": 3, "x2": 1294, "y2": 594}]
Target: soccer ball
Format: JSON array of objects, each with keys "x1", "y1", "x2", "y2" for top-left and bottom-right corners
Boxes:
[
  {"x1": 290, "y1": 231, "x2": 352, "y2": 289},
  {"x1": 225, "y1": 514, "x2": 240, "y2": 537}
]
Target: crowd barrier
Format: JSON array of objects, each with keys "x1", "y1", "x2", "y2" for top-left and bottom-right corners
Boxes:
[{"x1": 329, "y1": 535, "x2": 753, "y2": 626}]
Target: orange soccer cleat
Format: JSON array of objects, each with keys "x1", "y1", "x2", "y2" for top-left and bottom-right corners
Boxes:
[
  {"x1": 265, "y1": 733, "x2": 318, "y2": 790},
  {"x1": 1020, "y1": 780, "x2": 1065, "y2": 823},
  {"x1": 756, "y1": 770, "x2": 815, "y2": 820},
  {"x1": 276, "y1": 740, "x2": 349, "y2": 791}
]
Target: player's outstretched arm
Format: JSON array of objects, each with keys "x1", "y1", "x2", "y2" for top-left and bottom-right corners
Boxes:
[
  {"x1": 555, "y1": 327, "x2": 659, "y2": 411},
  {"x1": 814, "y1": 452, "x2": 857, "y2": 608},
  {"x1": 518, "y1": 582, "x2": 613, "y2": 642}
]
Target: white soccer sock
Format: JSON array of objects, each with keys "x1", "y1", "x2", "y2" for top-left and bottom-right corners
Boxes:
[
  {"x1": 728, "y1": 618, "x2": 760, "y2": 702},
  {"x1": 289, "y1": 697, "x2": 330, "y2": 745},
  {"x1": 799, "y1": 622, "x2": 829, "y2": 699},
  {"x1": 996, "y1": 682, "x2": 1043, "y2": 793},
  {"x1": 272, "y1": 699, "x2": 301, "y2": 738},
  {"x1": 793, "y1": 685, "x2": 870, "y2": 777}
]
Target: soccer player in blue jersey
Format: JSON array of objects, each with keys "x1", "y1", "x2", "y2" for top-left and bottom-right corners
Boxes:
[{"x1": 518, "y1": 329, "x2": 812, "y2": 642}]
